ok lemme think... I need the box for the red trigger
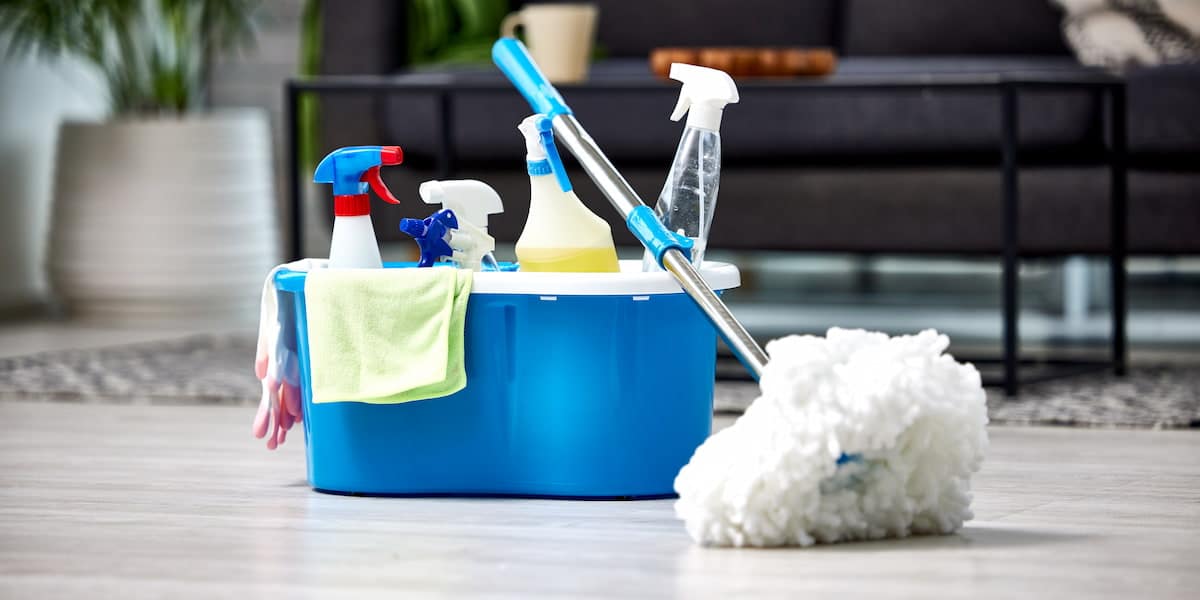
[362,166,400,204]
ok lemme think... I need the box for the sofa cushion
[385,57,1112,164]
[583,0,837,57]
[841,0,1070,56]
[371,165,1200,255]
[1127,63,1200,155]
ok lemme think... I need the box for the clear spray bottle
[643,64,739,271]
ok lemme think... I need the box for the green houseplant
[0,0,278,323]
[1,0,258,114]
[405,0,605,68]
[407,0,509,67]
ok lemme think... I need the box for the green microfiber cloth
[305,267,472,404]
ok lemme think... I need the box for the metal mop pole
[492,38,768,379]
[551,117,769,379]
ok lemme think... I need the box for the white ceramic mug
[501,3,598,83]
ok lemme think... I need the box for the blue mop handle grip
[492,38,573,118]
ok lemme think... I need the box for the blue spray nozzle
[519,115,572,193]
[314,145,404,203]
[399,209,459,267]
[533,116,573,193]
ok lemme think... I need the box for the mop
[493,39,989,547]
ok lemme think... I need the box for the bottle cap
[314,145,404,215]
[414,180,505,271]
[669,64,739,131]
[418,180,504,234]
[399,210,458,268]
[518,114,573,192]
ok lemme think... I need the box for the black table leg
[1109,84,1129,376]
[1001,85,1021,397]
[286,82,302,262]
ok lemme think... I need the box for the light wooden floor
[0,402,1197,599]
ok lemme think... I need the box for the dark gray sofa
[317,0,1200,256]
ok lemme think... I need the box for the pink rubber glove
[253,346,304,450]
[253,376,281,450]
[253,259,323,450]
[283,381,303,424]
[253,279,282,449]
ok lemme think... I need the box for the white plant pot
[49,110,279,324]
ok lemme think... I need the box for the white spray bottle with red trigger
[313,146,404,268]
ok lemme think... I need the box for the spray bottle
[314,145,404,269]
[399,179,505,271]
[643,64,739,271]
[515,115,619,273]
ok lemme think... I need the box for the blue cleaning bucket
[274,260,740,498]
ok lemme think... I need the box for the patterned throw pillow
[1053,0,1200,69]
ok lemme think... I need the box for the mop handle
[493,39,769,379]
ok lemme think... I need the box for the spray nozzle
[399,210,459,268]
[518,114,572,193]
[418,180,503,234]
[668,64,739,131]
[314,145,405,214]
[403,179,505,271]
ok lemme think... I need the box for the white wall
[209,0,328,256]
[0,0,308,313]
[0,54,107,310]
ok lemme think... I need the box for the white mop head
[675,328,989,547]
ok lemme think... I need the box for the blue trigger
[399,209,459,267]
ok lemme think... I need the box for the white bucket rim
[468,260,740,296]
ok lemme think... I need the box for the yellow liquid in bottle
[516,246,620,273]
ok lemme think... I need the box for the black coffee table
[284,68,1127,396]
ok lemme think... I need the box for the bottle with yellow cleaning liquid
[515,114,619,273]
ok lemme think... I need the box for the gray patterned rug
[0,334,1196,428]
